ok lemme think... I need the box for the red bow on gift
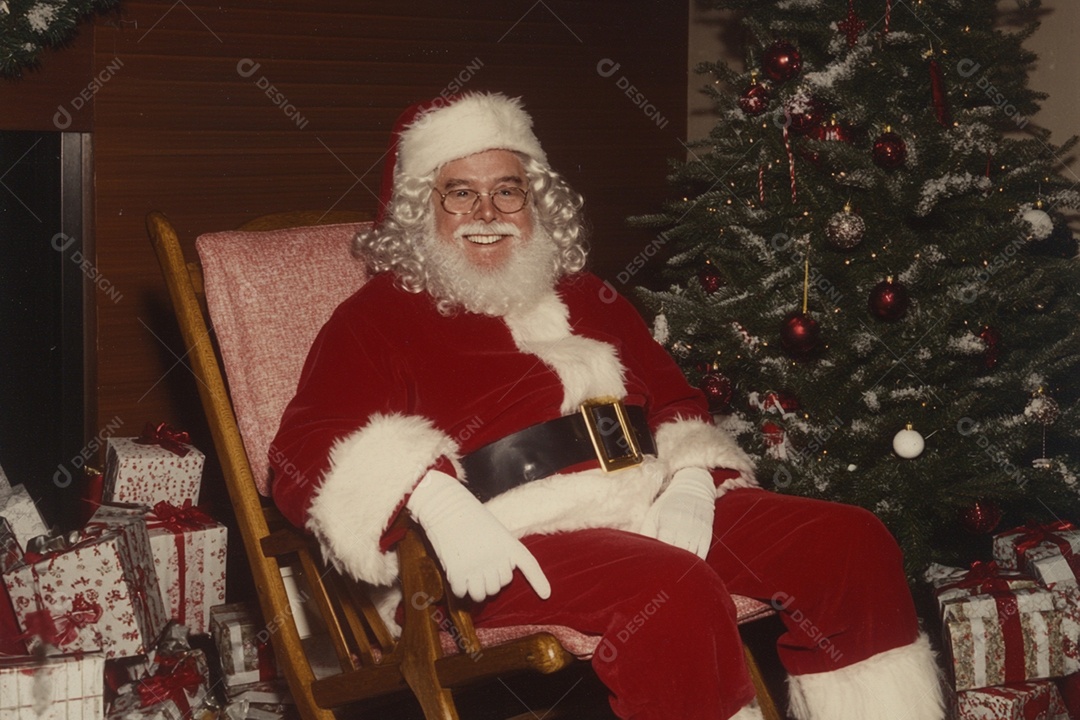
[19,592,103,647]
[137,654,204,716]
[1011,519,1077,560]
[135,421,192,457]
[940,560,1019,594]
[150,500,215,532]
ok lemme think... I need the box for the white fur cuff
[788,633,946,720]
[654,417,757,490]
[306,413,460,586]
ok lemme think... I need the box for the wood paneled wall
[87,1,688,454]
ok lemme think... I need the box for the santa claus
[269,92,945,720]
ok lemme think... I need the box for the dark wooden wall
[5,1,688,489]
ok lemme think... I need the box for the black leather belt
[460,397,656,503]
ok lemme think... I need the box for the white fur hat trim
[398,92,547,178]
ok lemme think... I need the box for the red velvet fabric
[473,488,920,720]
[271,271,711,529]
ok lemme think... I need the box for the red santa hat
[376,92,547,225]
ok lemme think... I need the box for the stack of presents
[928,521,1080,719]
[0,424,297,719]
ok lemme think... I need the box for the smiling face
[432,149,533,272]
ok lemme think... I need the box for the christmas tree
[635,0,1080,577]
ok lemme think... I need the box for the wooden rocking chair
[145,210,783,720]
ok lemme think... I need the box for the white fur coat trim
[731,702,764,720]
[787,633,945,720]
[306,412,460,586]
[654,417,757,494]
[504,290,627,413]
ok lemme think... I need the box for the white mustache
[453,221,522,241]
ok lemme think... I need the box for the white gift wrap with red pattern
[0,483,49,553]
[1026,544,1080,590]
[0,651,105,719]
[145,506,227,635]
[993,525,1080,572]
[955,681,1069,720]
[5,528,168,659]
[104,438,205,507]
[943,586,1080,691]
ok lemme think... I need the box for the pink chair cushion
[197,222,370,496]
[446,596,774,660]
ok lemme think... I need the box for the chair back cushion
[197,222,370,495]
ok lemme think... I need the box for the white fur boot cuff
[730,699,764,720]
[787,633,945,720]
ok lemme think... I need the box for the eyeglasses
[434,186,530,215]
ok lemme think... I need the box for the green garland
[1,0,120,77]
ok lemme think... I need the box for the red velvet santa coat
[270,271,756,587]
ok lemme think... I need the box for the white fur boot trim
[730,699,764,720]
[787,633,945,720]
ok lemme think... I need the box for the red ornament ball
[700,371,734,411]
[779,311,821,358]
[763,41,802,83]
[977,325,1001,369]
[698,264,724,294]
[872,130,907,169]
[738,82,771,116]
[787,96,827,135]
[868,278,910,321]
[959,499,1003,535]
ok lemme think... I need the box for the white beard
[424,218,560,316]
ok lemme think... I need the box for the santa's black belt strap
[460,397,656,503]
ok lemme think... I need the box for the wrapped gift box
[104,432,205,508]
[224,679,294,720]
[92,503,227,635]
[956,680,1069,720]
[927,562,1040,613]
[5,527,168,659]
[994,522,1080,573]
[943,585,1080,691]
[1026,543,1080,591]
[210,603,279,687]
[0,483,50,552]
[0,651,105,719]
[107,650,211,720]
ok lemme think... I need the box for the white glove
[406,469,551,603]
[640,467,717,559]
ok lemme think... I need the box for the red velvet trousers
[473,488,920,720]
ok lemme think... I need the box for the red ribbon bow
[137,654,203,715]
[135,421,192,457]
[149,500,215,532]
[1010,520,1076,562]
[940,560,1019,594]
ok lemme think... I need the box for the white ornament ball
[1018,205,1053,241]
[892,425,925,459]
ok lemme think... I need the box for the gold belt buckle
[580,396,643,473]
